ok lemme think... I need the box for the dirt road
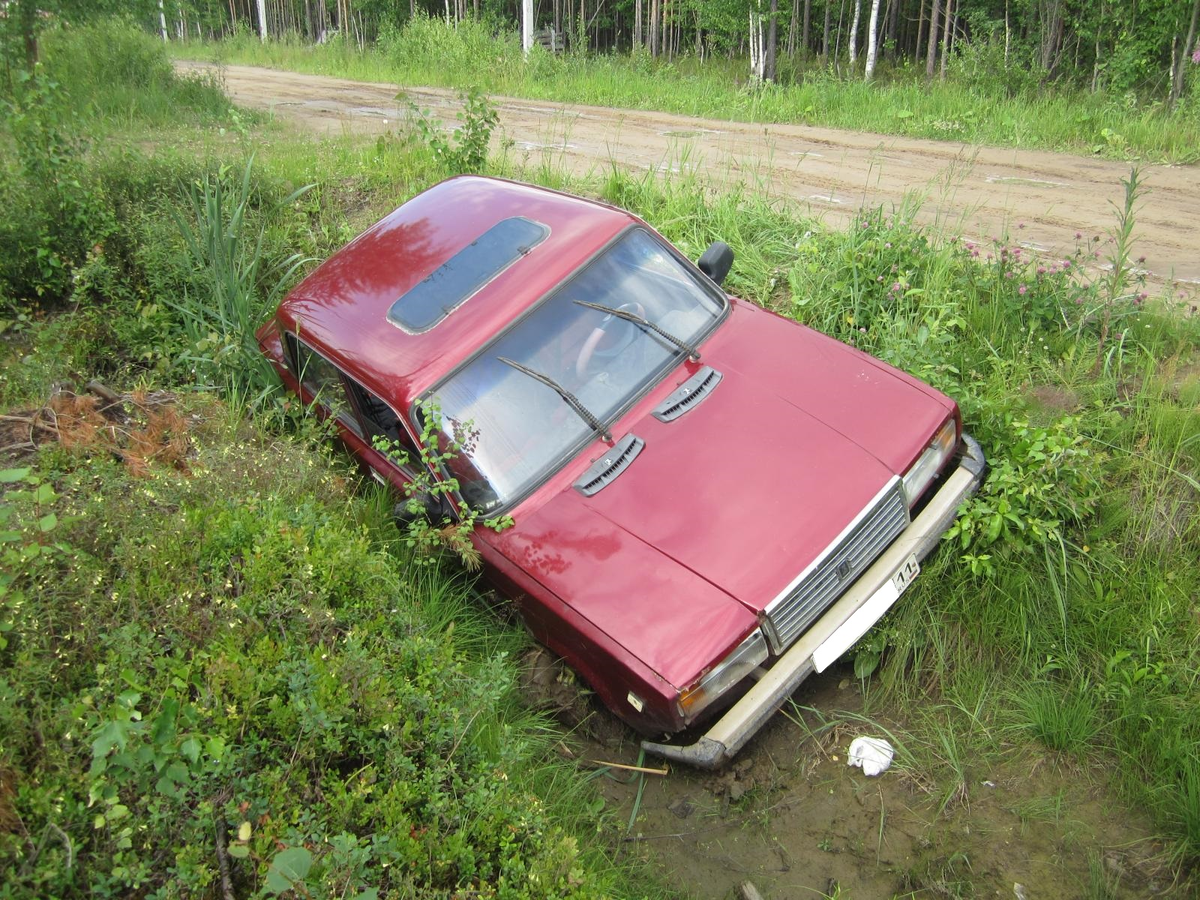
[179,61,1199,293]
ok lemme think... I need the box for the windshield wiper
[497,357,613,443]
[573,300,701,362]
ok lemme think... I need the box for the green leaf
[0,468,30,484]
[227,843,250,859]
[91,720,130,759]
[37,513,58,533]
[151,698,179,745]
[265,846,313,894]
[180,737,201,765]
[206,735,227,761]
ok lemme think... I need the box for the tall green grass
[175,16,1200,162]
[41,20,232,129]
[170,157,311,408]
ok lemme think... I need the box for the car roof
[275,175,635,412]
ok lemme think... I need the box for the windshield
[427,228,726,511]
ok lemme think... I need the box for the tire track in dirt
[179,60,1200,298]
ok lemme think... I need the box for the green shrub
[0,416,620,899]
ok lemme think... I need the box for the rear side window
[284,334,363,439]
[387,216,549,333]
[346,380,420,465]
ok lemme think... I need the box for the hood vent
[652,366,722,423]
[574,434,645,497]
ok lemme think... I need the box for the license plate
[812,553,921,673]
[892,554,920,592]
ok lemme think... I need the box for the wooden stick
[589,760,669,776]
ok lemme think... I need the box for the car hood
[496,301,954,686]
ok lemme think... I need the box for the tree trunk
[634,0,643,48]
[1173,0,1200,104]
[864,0,881,78]
[1039,0,1063,73]
[939,0,952,79]
[650,0,659,56]
[765,0,779,81]
[848,0,861,66]
[15,0,39,67]
[916,0,926,65]
[925,0,940,77]
[823,0,832,57]
[802,0,811,58]
[256,0,268,39]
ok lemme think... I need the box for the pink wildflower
[1037,266,1047,275]
[1018,284,1028,295]
[1075,231,1082,240]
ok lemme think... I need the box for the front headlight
[902,418,958,507]
[677,629,768,721]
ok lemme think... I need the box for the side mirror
[393,490,450,528]
[698,241,734,286]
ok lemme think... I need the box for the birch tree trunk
[848,0,861,67]
[939,0,952,79]
[159,0,169,40]
[522,0,533,53]
[256,0,268,40]
[864,0,881,78]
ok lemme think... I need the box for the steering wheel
[575,302,646,379]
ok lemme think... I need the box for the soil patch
[579,671,1181,899]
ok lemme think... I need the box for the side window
[284,333,364,439]
[346,380,420,468]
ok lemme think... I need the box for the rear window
[387,216,549,333]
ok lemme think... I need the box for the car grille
[763,477,909,653]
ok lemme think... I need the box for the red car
[258,176,985,768]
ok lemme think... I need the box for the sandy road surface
[180,61,1200,291]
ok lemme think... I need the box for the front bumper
[641,434,986,769]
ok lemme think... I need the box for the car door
[284,333,422,493]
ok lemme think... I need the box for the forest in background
[3,0,1200,106]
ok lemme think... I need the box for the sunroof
[387,216,549,333]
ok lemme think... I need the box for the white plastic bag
[847,736,894,777]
